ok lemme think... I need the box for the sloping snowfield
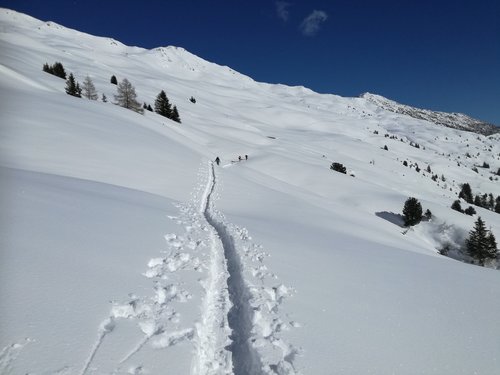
[1,8,499,375]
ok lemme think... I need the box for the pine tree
[171,105,181,123]
[459,183,473,203]
[451,200,463,213]
[110,75,118,85]
[154,90,172,118]
[76,82,82,98]
[114,78,143,113]
[65,73,81,97]
[82,75,98,100]
[495,197,500,214]
[466,217,498,265]
[474,194,482,207]
[402,197,423,226]
[53,62,66,79]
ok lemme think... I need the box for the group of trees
[458,183,500,214]
[402,197,498,267]
[43,63,182,122]
[43,62,66,79]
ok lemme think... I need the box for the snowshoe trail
[195,161,301,375]
[79,160,299,374]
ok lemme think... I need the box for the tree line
[43,62,183,123]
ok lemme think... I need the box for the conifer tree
[402,197,423,226]
[451,200,463,213]
[76,82,82,97]
[65,73,81,97]
[52,62,67,79]
[82,75,98,100]
[114,78,143,113]
[459,183,473,203]
[154,90,172,118]
[466,217,498,265]
[171,105,181,123]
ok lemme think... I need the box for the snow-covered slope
[362,92,500,136]
[1,8,500,375]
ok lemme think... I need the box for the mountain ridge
[362,92,499,136]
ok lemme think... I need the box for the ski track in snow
[77,160,299,374]
[0,339,32,374]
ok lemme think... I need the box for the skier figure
[215,156,220,166]
[245,154,248,160]
[238,156,242,161]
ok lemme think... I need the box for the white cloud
[276,1,291,22]
[300,10,328,36]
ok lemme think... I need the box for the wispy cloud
[300,10,328,36]
[276,1,291,22]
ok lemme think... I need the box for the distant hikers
[215,156,220,165]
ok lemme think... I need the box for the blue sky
[2,0,499,124]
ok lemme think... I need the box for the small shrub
[464,206,476,216]
[424,209,432,221]
[330,162,347,174]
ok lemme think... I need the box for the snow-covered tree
[466,217,498,265]
[114,78,143,114]
[82,75,98,100]
[402,197,422,226]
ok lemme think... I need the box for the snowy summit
[1,8,500,375]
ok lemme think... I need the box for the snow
[1,7,500,375]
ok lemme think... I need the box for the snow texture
[1,7,500,375]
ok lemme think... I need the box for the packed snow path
[198,162,263,374]
[75,161,299,375]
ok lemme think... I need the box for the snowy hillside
[362,92,500,136]
[1,8,500,375]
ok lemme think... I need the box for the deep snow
[1,8,500,375]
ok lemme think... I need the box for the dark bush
[330,162,347,174]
